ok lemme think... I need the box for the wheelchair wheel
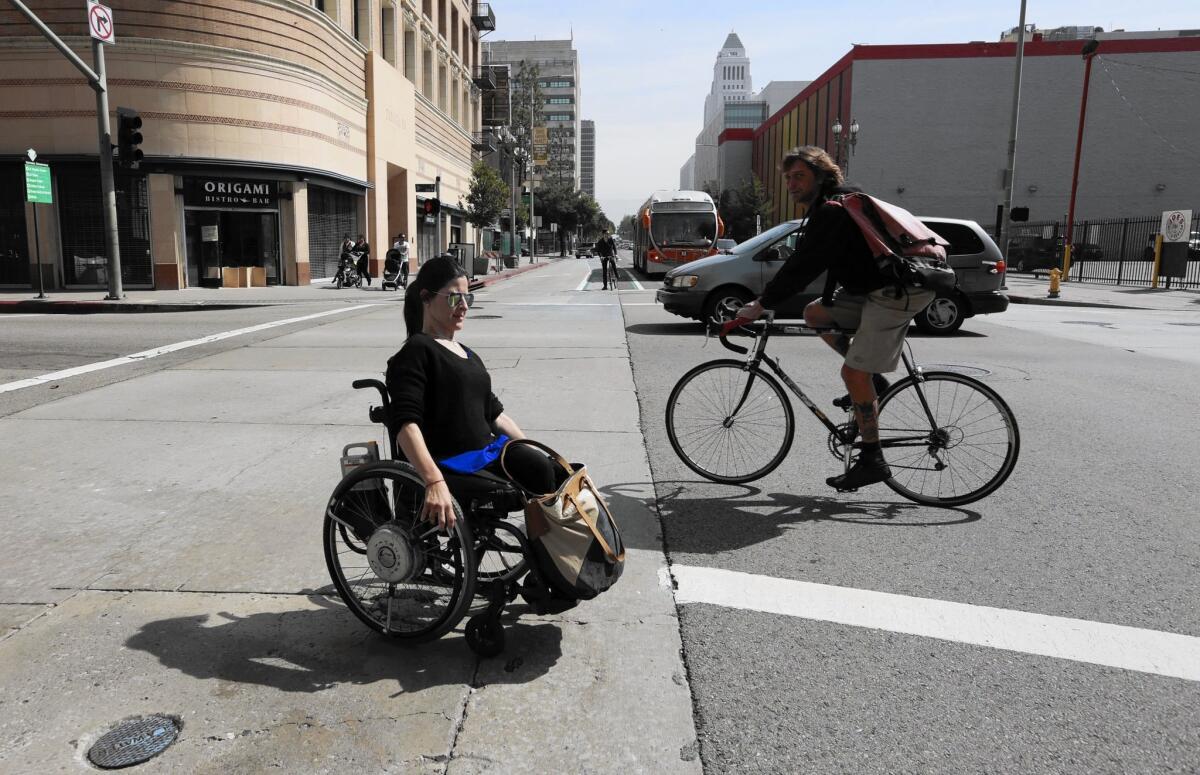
[324,461,476,642]
[465,614,505,657]
[474,517,528,584]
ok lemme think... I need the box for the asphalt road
[619,273,1200,773]
[3,258,1198,772]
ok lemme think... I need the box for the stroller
[382,248,406,291]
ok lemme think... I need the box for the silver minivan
[655,217,1008,334]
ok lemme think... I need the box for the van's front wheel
[703,287,752,325]
[914,293,965,335]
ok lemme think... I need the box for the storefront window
[0,163,30,286]
[183,177,281,287]
[307,185,360,279]
[57,164,152,287]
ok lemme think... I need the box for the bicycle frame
[718,318,938,448]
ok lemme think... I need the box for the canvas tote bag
[500,439,625,600]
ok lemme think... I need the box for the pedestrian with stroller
[354,234,372,287]
[392,232,411,287]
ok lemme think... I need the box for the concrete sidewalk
[0,257,560,314]
[0,258,699,772]
[1002,273,1200,312]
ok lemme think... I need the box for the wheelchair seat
[439,467,526,515]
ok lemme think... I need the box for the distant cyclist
[596,230,618,290]
[737,146,935,491]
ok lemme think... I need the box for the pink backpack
[827,193,956,293]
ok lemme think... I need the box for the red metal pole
[1063,46,1098,280]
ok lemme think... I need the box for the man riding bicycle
[596,230,618,290]
[737,146,934,491]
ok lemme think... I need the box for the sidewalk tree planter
[503,256,519,269]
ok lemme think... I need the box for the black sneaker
[832,374,892,410]
[826,448,892,491]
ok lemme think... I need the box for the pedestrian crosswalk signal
[116,108,144,168]
[422,198,441,217]
[1009,206,1030,222]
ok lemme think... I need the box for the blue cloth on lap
[438,435,510,474]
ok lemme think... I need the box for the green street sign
[25,162,52,204]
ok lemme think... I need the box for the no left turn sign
[88,1,115,45]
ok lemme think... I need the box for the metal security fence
[1008,211,1200,289]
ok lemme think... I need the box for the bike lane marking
[0,304,377,395]
[669,564,1200,682]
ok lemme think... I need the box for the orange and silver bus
[633,190,724,278]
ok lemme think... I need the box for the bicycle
[664,314,1020,507]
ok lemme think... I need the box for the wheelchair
[323,379,566,657]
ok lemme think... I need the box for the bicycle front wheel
[666,359,795,484]
[878,371,1020,507]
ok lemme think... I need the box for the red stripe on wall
[718,128,755,144]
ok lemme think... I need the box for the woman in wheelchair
[386,255,555,529]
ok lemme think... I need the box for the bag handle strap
[564,483,625,563]
[499,438,572,495]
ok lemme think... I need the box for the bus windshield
[650,212,717,248]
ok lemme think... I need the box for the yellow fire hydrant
[1048,268,1062,298]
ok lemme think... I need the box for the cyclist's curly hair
[779,146,844,196]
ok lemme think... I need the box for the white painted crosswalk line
[0,304,376,394]
[670,564,1200,682]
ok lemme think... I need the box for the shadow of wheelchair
[124,593,563,696]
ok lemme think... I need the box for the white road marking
[2,314,48,318]
[485,302,618,307]
[671,564,1200,682]
[574,270,591,291]
[0,304,376,395]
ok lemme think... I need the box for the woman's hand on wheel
[422,480,456,531]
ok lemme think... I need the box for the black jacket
[596,236,616,258]
[760,185,893,309]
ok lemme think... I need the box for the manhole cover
[470,314,503,319]
[88,715,179,769]
[921,364,992,378]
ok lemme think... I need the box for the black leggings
[484,441,557,495]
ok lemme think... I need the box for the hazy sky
[486,1,1196,221]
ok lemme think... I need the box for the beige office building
[0,0,494,290]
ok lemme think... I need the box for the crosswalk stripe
[670,564,1200,682]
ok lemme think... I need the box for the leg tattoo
[854,400,880,444]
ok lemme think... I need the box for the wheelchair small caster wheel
[465,615,505,657]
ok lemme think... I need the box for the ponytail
[403,255,468,337]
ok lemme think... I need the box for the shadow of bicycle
[652,480,981,555]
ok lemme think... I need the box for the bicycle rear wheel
[666,359,795,484]
[878,371,1019,507]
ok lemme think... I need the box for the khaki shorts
[827,286,935,373]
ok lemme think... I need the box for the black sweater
[760,186,892,309]
[385,333,504,459]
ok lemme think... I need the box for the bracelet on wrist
[425,478,445,488]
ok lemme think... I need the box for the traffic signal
[1009,206,1030,222]
[422,198,441,217]
[116,108,143,168]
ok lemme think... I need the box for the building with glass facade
[580,119,595,198]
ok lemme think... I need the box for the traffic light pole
[435,175,442,254]
[7,1,123,298]
[93,39,123,299]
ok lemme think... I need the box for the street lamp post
[1062,39,1100,282]
[831,117,860,177]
